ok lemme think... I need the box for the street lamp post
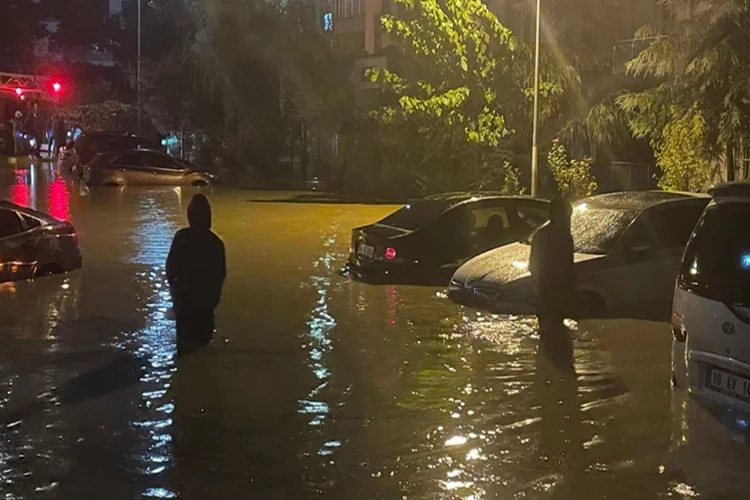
[530,0,542,197]
[137,0,142,136]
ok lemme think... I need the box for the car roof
[84,131,144,138]
[99,148,167,156]
[579,191,709,211]
[0,201,64,224]
[419,192,549,204]
[708,181,750,200]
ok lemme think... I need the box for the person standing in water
[166,194,226,356]
[529,197,574,330]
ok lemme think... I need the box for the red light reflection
[48,178,70,221]
[11,170,29,207]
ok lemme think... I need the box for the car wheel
[573,291,607,319]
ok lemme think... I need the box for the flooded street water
[1,163,750,499]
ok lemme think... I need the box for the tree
[618,0,750,183]
[51,0,110,50]
[654,108,712,192]
[507,0,635,149]
[0,0,45,71]
[546,139,597,200]
[365,0,563,193]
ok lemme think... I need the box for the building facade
[332,0,671,71]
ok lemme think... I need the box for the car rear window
[678,202,750,307]
[377,200,453,231]
[524,206,638,255]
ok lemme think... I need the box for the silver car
[448,191,709,318]
[83,149,217,187]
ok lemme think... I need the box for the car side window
[0,209,23,239]
[145,152,182,170]
[21,214,41,230]
[470,206,509,229]
[516,203,550,231]
[625,205,705,253]
[115,152,146,166]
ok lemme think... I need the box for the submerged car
[672,182,750,412]
[83,149,216,187]
[449,191,710,318]
[0,201,82,282]
[346,193,550,284]
[61,131,160,170]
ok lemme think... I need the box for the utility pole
[530,0,542,197]
[137,0,142,135]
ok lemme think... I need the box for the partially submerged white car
[672,182,750,413]
[448,191,709,318]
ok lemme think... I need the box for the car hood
[452,242,605,287]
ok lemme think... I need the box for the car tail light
[384,247,397,260]
[672,311,687,343]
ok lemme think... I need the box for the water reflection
[48,177,70,221]
[299,227,337,463]
[0,274,81,497]
[534,326,582,498]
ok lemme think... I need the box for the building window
[335,0,364,19]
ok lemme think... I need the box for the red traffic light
[15,87,23,96]
[52,82,62,93]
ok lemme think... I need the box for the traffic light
[15,87,23,97]
[52,81,61,93]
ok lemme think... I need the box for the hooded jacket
[166,194,226,312]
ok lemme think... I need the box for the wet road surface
[1,163,750,499]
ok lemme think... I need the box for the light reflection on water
[122,189,181,499]
[0,163,749,498]
[299,228,338,454]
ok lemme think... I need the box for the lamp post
[137,0,142,135]
[530,0,542,197]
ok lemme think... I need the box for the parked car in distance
[672,181,750,412]
[346,193,550,284]
[449,191,710,318]
[0,201,82,283]
[57,131,160,172]
[83,149,217,187]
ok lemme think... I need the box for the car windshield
[523,206,639,255]
[377,199,453,231]
[678,202,750,307]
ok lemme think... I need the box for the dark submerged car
[346,193,550,284]
[0,201,82,283]
[83,149,217,187]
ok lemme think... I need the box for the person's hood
[451,242,604,288]
[187,195,212,229]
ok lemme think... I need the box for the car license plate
[358,244,374,259]
[705,366,750,402]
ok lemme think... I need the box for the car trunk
[351,224,410,263]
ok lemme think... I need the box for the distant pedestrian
[53,115,66,156]
[166,194,227,357]
[529,196,574,330]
